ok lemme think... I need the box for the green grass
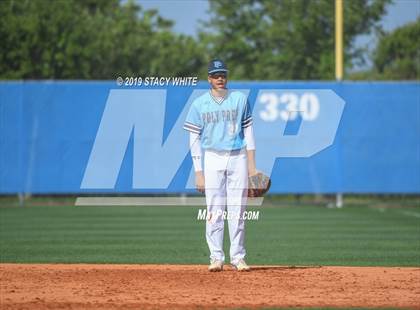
[0,203,419,266]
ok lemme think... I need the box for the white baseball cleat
[232,259,251,271]
[208,259,224,272]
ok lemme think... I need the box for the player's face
[208,73,227,90]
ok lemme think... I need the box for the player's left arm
[244,125,257,176]
[242,99,257,176]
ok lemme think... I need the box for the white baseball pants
[204,148,248,264]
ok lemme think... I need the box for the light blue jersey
[183,90,253,151]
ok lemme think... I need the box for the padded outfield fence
[0,81,419,194]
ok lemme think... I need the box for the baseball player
[183,59,257,272]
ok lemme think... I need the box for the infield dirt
[1,264,419,309]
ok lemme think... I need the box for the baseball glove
[248,172,271,198]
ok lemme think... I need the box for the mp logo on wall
[80,89,345,191]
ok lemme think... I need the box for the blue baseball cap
[208,59,228,75]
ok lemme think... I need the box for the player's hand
[247,150,257,177]
[248,168,258,177]
[195,171,205,194]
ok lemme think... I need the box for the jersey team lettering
[116,76,198,87]
[202,109,239,124]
